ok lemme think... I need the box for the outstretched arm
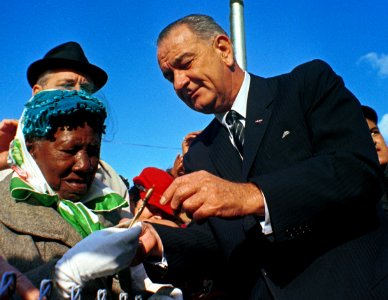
[54,225,142,299]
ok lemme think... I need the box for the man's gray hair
[157,14,228,45]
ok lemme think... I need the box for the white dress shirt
[216,72,273,235]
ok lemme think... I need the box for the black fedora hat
[27,41,108,92]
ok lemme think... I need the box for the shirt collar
[216,72,250,124]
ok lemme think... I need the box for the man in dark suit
[54,14,388,299]
[152,14,388,299]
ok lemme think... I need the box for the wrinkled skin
[28,123,101,201]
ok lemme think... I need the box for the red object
[133,167,174,216]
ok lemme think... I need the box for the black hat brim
[27,58,108,92]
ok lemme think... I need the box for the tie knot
[226,110,241,126]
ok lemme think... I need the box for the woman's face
[29,123,101,201]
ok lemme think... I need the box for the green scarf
[10,176,127,238]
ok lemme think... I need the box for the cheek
[34,151,72,190]
[375,137,385,146]
[91,157,100,171]
[381,138,388,148]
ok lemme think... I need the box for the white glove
[130,264,183,300]
[55,224,142,299]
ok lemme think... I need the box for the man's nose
[173,71,189,91]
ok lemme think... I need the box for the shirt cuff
[260,192,273,235]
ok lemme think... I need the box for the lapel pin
[282,131,290,138]
[255,119,263,124]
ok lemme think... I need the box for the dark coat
[154,60,388,300]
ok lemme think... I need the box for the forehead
[44,70,92,83]
[157,25,203,59]
[366,118,378,129]
[50,123,101,144]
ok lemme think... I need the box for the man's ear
[32,84,43,95]
[213,35,234,67]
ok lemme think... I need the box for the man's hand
[132,222,164,265]
[55,225,141,299]
[160,170,265,221]
[0,119,18,170]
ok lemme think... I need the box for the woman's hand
[55,225,141,299]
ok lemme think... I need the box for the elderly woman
[0,90,139,299]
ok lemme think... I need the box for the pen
[115,186,154,228]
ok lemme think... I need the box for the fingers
[181,193,208,221]
[0,152,9,171]
[160,174,197,209]
[182,130,201,154]
[134,223,163,265]
[0,119,18,139]
[0,120,18,169]
[0,119,18,129]
[170,154,184,178]
[17,286,40,300]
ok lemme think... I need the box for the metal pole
[230,0,247,70]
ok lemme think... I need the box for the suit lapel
[242,75,275,179]
[209,121,244,182]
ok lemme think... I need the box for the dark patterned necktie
[226,110,245,154]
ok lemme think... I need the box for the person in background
[168,130,202,178]
[130,167,190,227]
[362,105,388,213]
[0,41,106,175]
[127,167,189,299]
[0,42,130,216]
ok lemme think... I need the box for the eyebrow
[162,52,194,79]
[57,79,76,84]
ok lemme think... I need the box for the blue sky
[1,0,387,183]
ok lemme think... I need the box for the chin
[198,107,217,115]
[58,192,85,202]
[192,102,215,114]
